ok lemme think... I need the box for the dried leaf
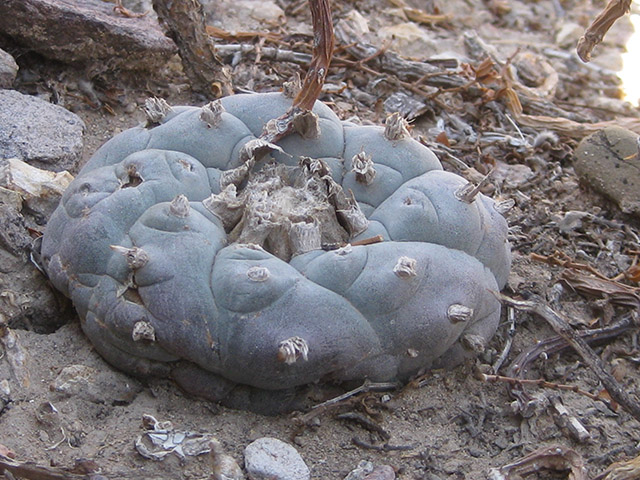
[435,131,451,147]
[626,264,640,283]
[498,87,523,115]
[515,113,640,139]
[474,57,500,83]
[560,270,640,309]
[596,389,620,411]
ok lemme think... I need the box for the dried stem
[479,372,606,404]
[577,0,632,62]
[293,0,334,110]
[351,437,415,452]
[505,314,636,413]
[252,0,334,149]
[152,0,232,96]
[311,379,399,410]
[497,293,640,423]
[292,379,398,429]
[350,235,384,247]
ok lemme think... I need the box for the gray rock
[0,90,84,172]
[0,186,68,332]
[0,48,18,88]
[574,126,640,217]
[0,0,176,73]
[244,437,310,480]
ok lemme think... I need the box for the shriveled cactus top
[41,92,510,413]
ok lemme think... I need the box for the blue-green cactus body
[41,92,510,412]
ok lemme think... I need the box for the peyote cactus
[40,92,510,413]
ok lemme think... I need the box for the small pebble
[574,126,640,218]
[244,437,310,480]
[344,460,374,480]
[363,465,396,480]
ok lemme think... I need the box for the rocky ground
[1,0,640,479]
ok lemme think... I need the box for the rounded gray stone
[0,48,18,88]
[0,90,84,172]
[574,126,640,217]
[244,437,310,480]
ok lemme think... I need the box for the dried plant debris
[135,414,215,461]
[489,445,588,480]
[594,453,640,480]
[498,293,640,423]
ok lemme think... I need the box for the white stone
[244,437,310,480]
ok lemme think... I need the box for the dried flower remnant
[352,150,376,185]
[199,100,225,128]
[203,184,245,230]
[461,333,486,353]
[447,304,474,324]
[293,110,320,139]
[169,194,190,217]
[282,73,302,98]
[132,321,156,342]
[247,266,270,282]
[110,246,149,270]
[143,97,172,126]
[394,256,417,278]
[384,112,411,141]
[277,337,309,364]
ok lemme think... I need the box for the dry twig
[505,314,637,413]
[549,395,591,443]
[352,437,415,452]
[479,372,607,404]
[337,412,391,440]
[531,252,640,309]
